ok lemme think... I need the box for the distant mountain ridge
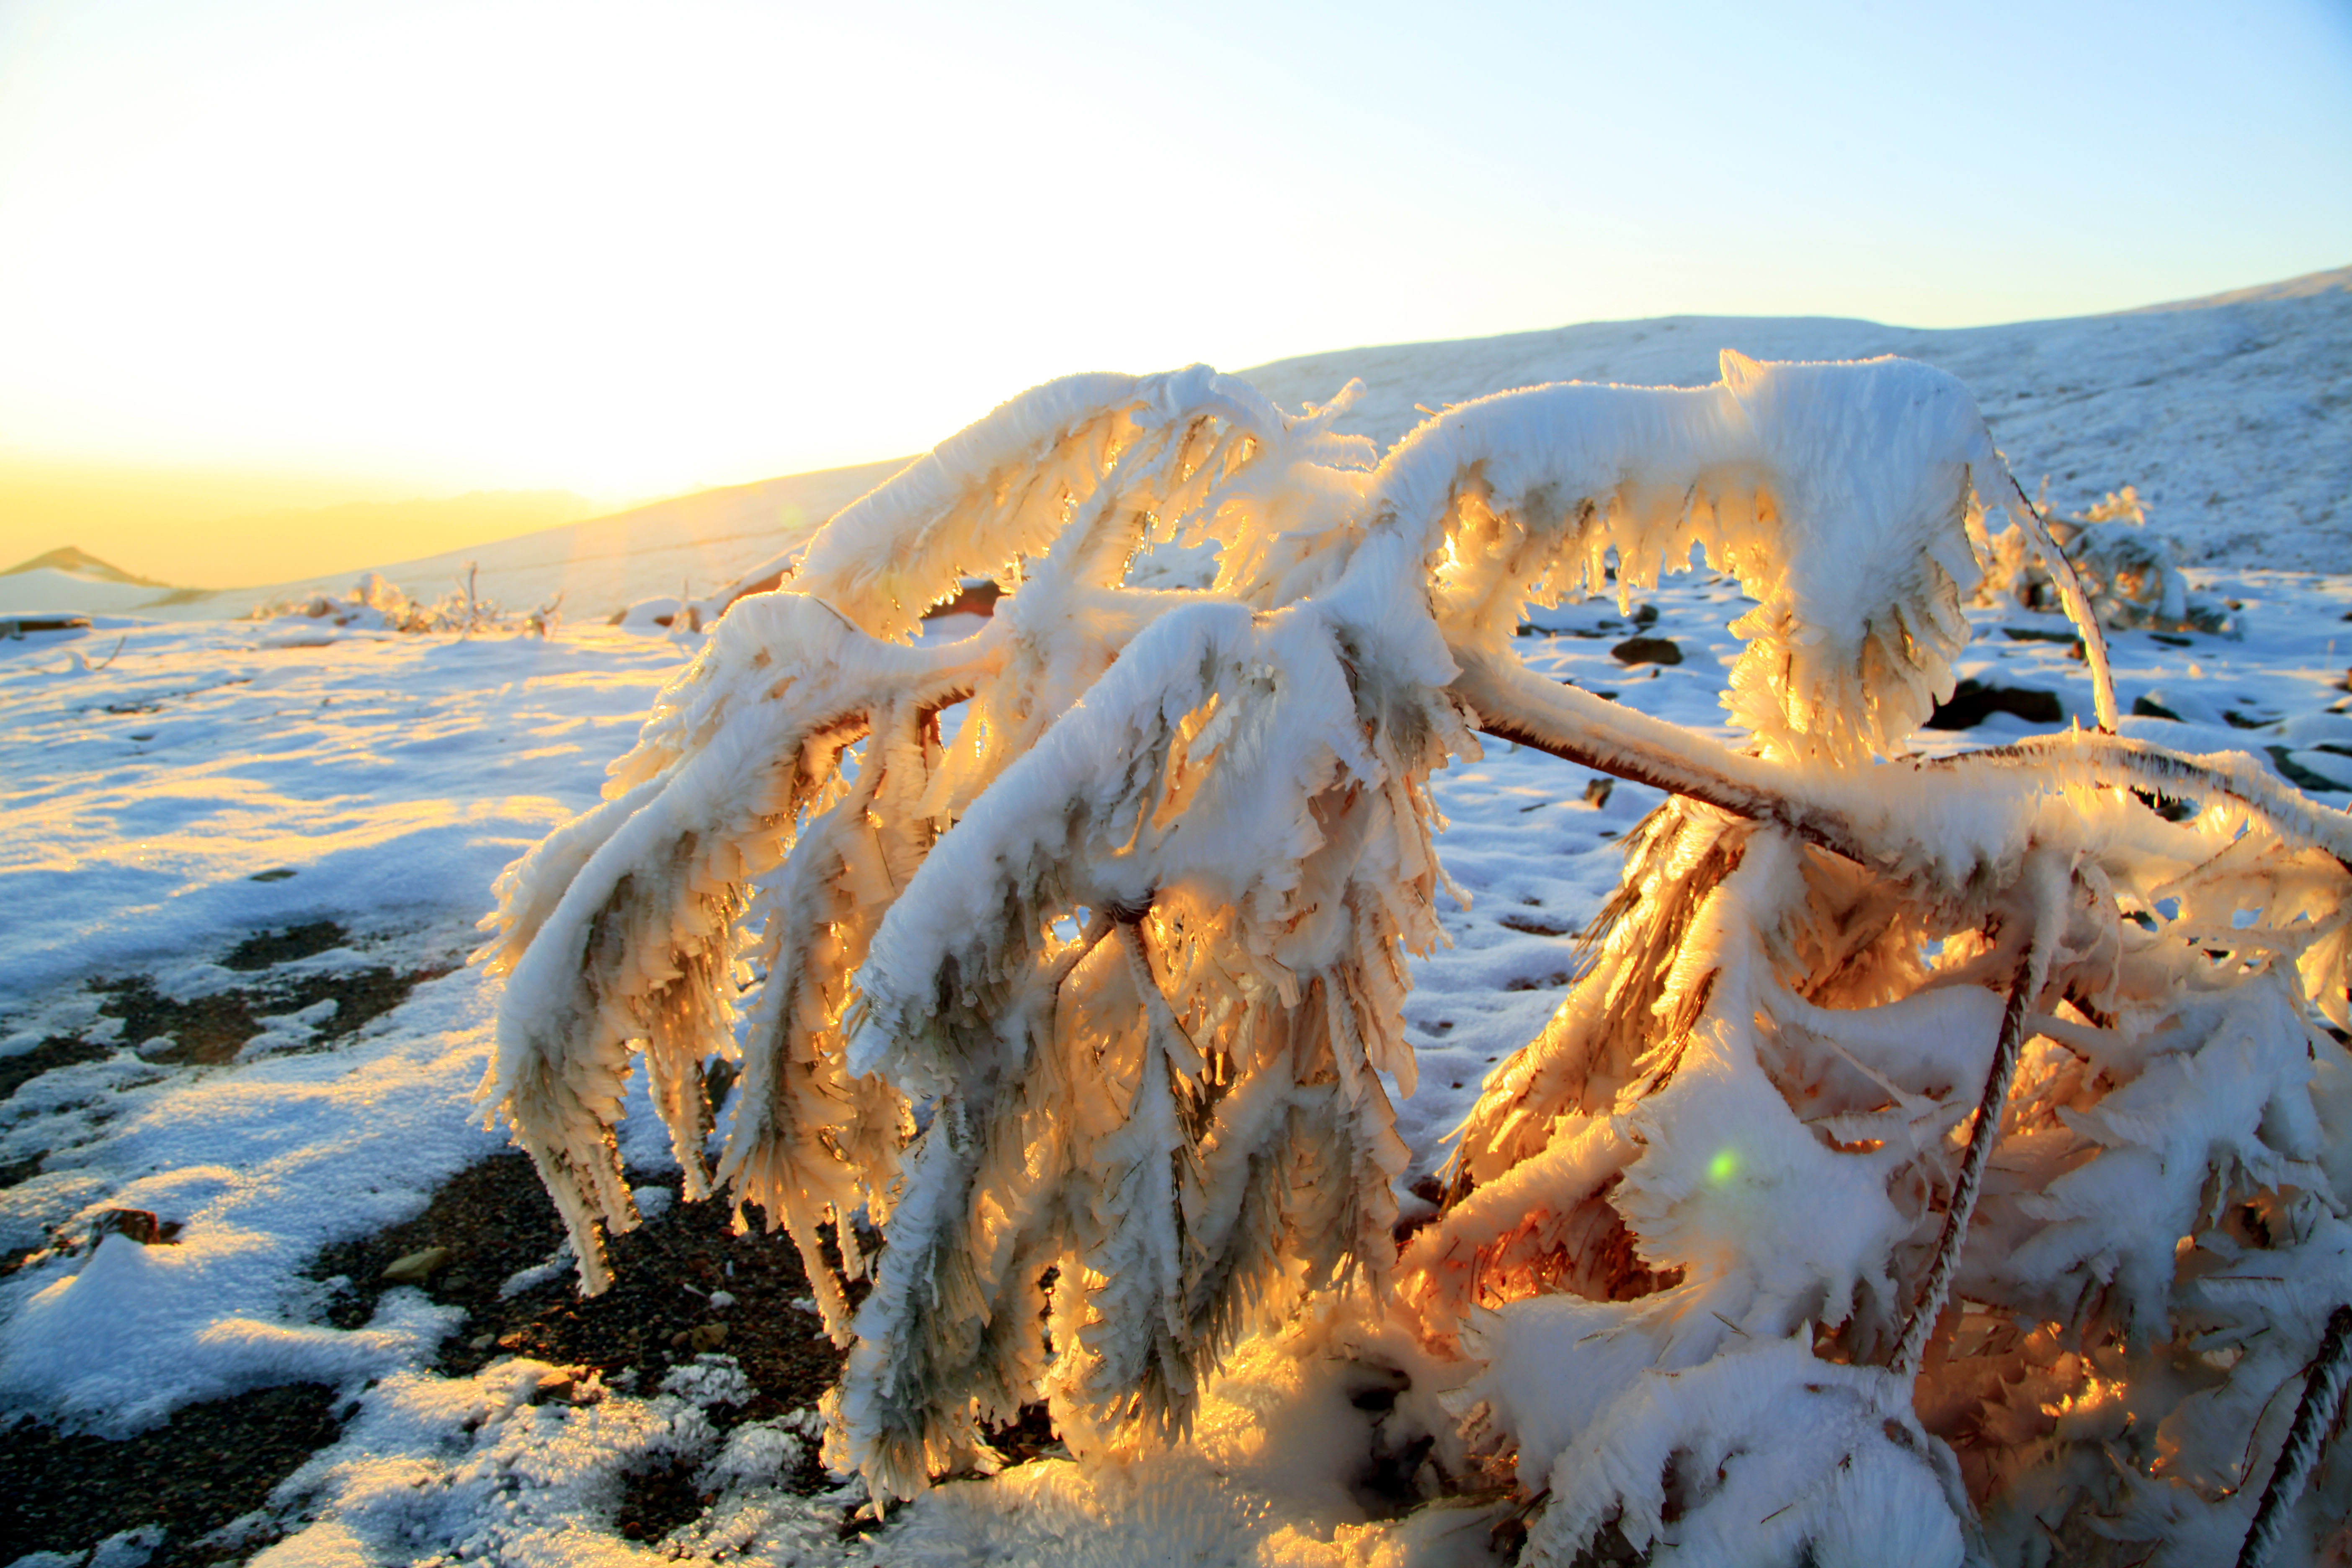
[1,546,170,588]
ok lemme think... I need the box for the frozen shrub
[250,565,563,638]
[1980,482,2238,636]
[479,354,2352,1563]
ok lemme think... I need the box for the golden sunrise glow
[0,2,1345,582]
[3,0,2345,585]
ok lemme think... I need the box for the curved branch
[1448,646,1934,873]
[1922,729,2352,871]
[1452,645,2352,885]
[1991,464,2118,730]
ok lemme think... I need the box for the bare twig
[2237,1305,2352,1568]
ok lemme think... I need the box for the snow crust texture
[475,342,2352,1565]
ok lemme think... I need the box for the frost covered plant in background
[1978,481,2238,636]
[479,351,2352,1564]
[248,565,564,637]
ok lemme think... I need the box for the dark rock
[89,1209,176,1248]
[0,1035,113,1104]
[223,921,348,972]
[1,615,93,637]
[1498,912,1572,937]
[2269,747,2347,794]
[672,1322,730,1353]
[1609,636,1682,667]
[1925,680,2063,730]
[381,1246,454,1284]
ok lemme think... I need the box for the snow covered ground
[5,557,2352,1563]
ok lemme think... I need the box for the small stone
[687,1322,729,1352]
[469,1333,496,1351]
[381,1245,456,1284]
[1610,635,1682,667]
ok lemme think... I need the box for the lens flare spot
[1707,1148,1739,1185]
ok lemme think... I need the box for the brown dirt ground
[0,926,1343,1563]
[0,1148,868,1564]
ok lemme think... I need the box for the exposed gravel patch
[0,1382,342,1565]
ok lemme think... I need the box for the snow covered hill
[146,458,906,627]
[116,265,2351,624]
[0,565,187,617]
[1243,265,2352,571]
[2,547,186,616]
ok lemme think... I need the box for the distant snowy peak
[1,545,170,588]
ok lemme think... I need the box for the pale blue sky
[0,0,2345,513]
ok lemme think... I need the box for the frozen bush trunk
[478,353,2352,1563]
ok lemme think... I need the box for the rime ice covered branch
[477,350,2352,1557]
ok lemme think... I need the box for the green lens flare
[1707,1148,1738,1185]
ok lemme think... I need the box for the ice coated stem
[2239,1304,2352,1568]
[1996,465,2118,731]
[1891,898,2059,1378]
